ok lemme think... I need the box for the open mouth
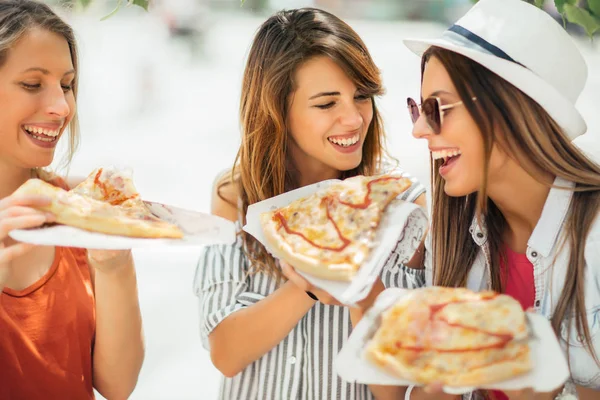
[22,125,60,143]
[432,149,462,167]
[327,133,360,148]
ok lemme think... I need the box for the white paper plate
[9,201,237,250]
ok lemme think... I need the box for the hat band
[443,25,526,68]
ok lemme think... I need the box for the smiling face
[412,56,509,197]
[0,27,76,169]
[287,56,374,183]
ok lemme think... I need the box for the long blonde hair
[220,8,387,277]
[425,46,600,365]
[0,0,80,170]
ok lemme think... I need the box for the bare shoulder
[211,170,240,223]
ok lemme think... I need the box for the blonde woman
[392,0,600,399]
[0,1,144,398]
[193,8,426,400]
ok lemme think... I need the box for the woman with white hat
[399,0,600,399]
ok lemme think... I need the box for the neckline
[504,243,529,262]
[3,247,62,297]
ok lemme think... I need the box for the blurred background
[42,1,600,398]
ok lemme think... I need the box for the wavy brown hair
[219,8,386,277]
[425,47,600,367]
[0,0,80,170]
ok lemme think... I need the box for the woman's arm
[205,177,317,376]
[89,251,144,400]
[208,280,315,377]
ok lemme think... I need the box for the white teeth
[328,134,360,147]
[432,149,462,160]
[29,134,56,142]
[23,125,60,137]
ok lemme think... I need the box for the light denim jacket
[423,177,600,391]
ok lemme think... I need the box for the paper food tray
[335,288,569,394]
[243,179,428,304]
[9,201,237,250]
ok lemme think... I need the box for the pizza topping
[274,199,350,252]
[273,176,407,251]
[388,296,515,353]
[93,168,107,195]
[337,176,404,209]
[372,289,527,354]
[84,168,139,206]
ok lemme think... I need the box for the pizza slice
[14,179,183,239]
[365,287,532,387]
[260,174,412,281]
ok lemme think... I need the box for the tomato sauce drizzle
[337,176,402,209]
[93,168,108,198]
[273,176,403,252]
[395,294,516,353]
[93,168,132,206]
[274,197,350,251]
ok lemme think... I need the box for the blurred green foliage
[472,0,600,37]
[75,0,149,20]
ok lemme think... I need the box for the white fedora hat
[403,0,588,139]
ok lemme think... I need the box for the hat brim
[403,37,586,139]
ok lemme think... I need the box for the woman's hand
[280,260,343,306]
[280,260,386,310]
[406,383,461,400]
[0,195,54,287]
[503,388,559,400]
[415,385,558,400]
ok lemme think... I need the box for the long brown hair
[220,8,386,277]
[425,46,600,365]
[0,0,80,170]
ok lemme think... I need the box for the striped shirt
[193,173,425,400]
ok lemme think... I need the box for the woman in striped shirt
[193,8,426,400]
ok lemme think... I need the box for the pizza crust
[367,342,532,387]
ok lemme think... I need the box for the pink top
[490,245,535,400]
[501,245,535,310]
